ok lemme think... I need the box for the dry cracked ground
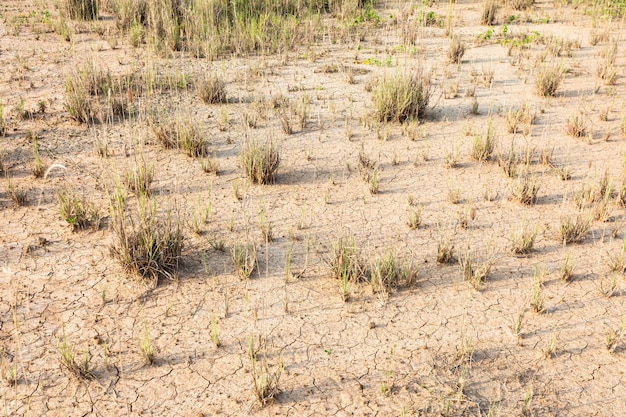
[1,0,626,415]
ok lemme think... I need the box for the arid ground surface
[1,0,626,415]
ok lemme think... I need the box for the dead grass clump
[498,144,518,178]
[357,150,381,194]
[447,35,466,64]
[437,234,455,264]
[65,0,98,20]
[459,248,494,290]
[58,330,94,380]
[177,122,207,157]
[470,119,495,162]
[328,235,367,283]
[197,75,227,104]
[110,195,184,288]
[64,74,94,123]
[251,355,282,406]
[596,41,618,85]
[558,214,591,244]
[511,220,537,255]
[510,174,539,205]
[151,115,207,157]
[5,174,27,207]
[559,253,575,281]
[124,158,154,196]
[565,112,588,138]
[480,0,498,25]
[239,138,280,184]
[232,243,257,279]
[506,103,535,134]
[370,251,419,293]
[535,64,564,97]
[200,155,219,175]
[57,190,99,231]
[407,208,422,229]
[606,246,626,273]
[508,0,534,10]
[373,68,432,123]
[597,62,618,85]
[110,0,148,30]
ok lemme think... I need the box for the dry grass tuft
[239,138,280,184]
[65,0,98,20]
[110,195,184,288]
[535,64,564,97]
[57,190,100,231]
[558,214,591,245]
[480,0,498,25]
[447,35,466,64]
[197,75,227,104]
[373,67,432,123]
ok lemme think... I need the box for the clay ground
[1,0,626,415]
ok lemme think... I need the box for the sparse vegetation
[480,0,498,25]
[0,102,6,137]
[64,72,94,123]
[5,173,27,207]
[64,0,98,21]
[232,243,257,279]
[30,135,44,178]
[509,0,534,10]
[251,356,282,406]
[197,75,227,104]
[151,114,207,157]
[565,112,588,138]
[58,328,93,380]
[558,214,591,244]
[598,274,618,298]
[407,208,422,229]
[531,267,545,313]
[373,67,432,122]
[239,138,280,184]
[559,253,575,281]
[328,235,367,283]
[544,330,558,358]
[606,319,625,353]
[140,322,156,365]
[535,64,564,97]
[57,190,99,231]
[437,233,455,264]
[512,312,524,338]
[470,119,495,162]
[125,158,154,196]
[510,174,539,205]
[370,251,418,294]
[459,247,493,290]
[110,194,184,287]
[511,220,537,255]
[506,103,535,134]
[447,35,466,64]
[2,1,626,413]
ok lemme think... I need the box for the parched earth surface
[1,0,626,415]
